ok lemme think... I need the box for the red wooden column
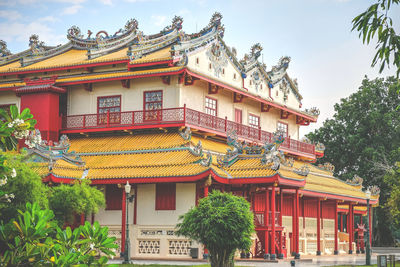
[265,187,270,256]
[121,190,126,253]
[295,189,300,258]
[348,203,353,254]
[271,185,276,258]
[80,214,85,225]
[292,193,296,256]
[317,198,321,255]
[334,200,339,255]
[204,186,209,197]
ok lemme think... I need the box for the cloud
[0,10,22,20]
[38,15,59,23]
[62,4,83,15]
[0,21,66,48]
[151,15,167,27]
[99,0,113,5]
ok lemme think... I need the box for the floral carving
[206,42,228,78]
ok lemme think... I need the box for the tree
[49,180,105,225]
[176,191,254,267]
[352,0,400,77]
[0,152,49,222]
[306,76,400,245]
[0,105,37,151]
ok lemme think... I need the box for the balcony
[61,107,315,158]
[254,211,281,227]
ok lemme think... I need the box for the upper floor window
[97,95,121,124]
[156,183,176,210]
[249,114,260,128]
[205,97,217,116]
[144,91,163,121]
[277,121,288,137]
[233,73,237,80]
[144,91,162,110]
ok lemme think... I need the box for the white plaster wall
[136,183,196,226]
[67,77,179,115]
[186,43,243,90]
[0,91,20,110]
[94,208,122,225]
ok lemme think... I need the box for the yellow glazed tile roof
[0,61,20,72]
[69,133,188,153]
[212,157,277,179]
[130,47,171,64]
[191,136,229,154]
[56,66,183,83]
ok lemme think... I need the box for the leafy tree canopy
[306,76,400,245]
[352,0,400,77]
[176,191,254,267]
[49,180,105,225]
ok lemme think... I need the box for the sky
[0,0,399,137]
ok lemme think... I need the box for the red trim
[234,108,242,124]
[121,79,130,88]
[127,59,173,69]
[317,198,321,253]
[280,110,290,120]
[57,68,185,86]
[271,185,276,255]
[185,69,316,122]
[208,83,219,94]
[1,59,129,76]
[160,76,170,85]
[334,200,338,252]
[261,103,271,112]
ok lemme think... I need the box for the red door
[235,109,242,124]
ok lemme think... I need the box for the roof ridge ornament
[368,185,380,196]
[346,174,363,186]
[29,34,45,56]
[317,162,335,172]
[179,127,192,141]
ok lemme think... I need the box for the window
[144,90,163,121]
[105,185,122,210]
[277,121,288,137]
[233,73,237,80]
[97,95,121,124]
[155,183,176,210]
[222,68,225,75]
[248,114,260,128]
[235,109,242,124]
[209,63,212,70]
[196,57,199,65]
[205,97,217,116]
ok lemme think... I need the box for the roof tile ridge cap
[305,180,361,192]
[77,146,190,155]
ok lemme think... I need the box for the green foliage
[0,152,49,221]
[176,191,254,267]
[0,105,36,151]
[306,76,400,245]
[49,179,105,225]
[352,0,400,77]
[0,202,117,266]
[384,163,400,226]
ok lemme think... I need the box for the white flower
[90,243,94,249]
[8,122,13,128]
[10,168,16,178]
[9,193,14,199]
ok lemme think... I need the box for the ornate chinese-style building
[0,13,379,259]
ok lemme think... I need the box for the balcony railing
[62,107,315,157]
[254,211,281,227]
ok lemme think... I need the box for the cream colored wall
[136,183,196,225]
[0,91,20,110]
[186,43,243,90]
[67,77,179,115]
[271,78,301,109]
[180,81,299,138]
[94,208,122,225]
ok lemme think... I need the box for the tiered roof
[33,129,378,206]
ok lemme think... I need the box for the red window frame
[277,121,288,137]
[234,108,242,124]
[105,184,122,210]
[205,96,217,116]
[143,90,163,122]
[97,95,121,125]
[155,183,176,210]
[248,113,260,128]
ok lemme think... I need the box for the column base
[277,253,284,259]
[316,251,321,256]
[356,249,360,254]
[294,253,300,259]
[361,249,365,254]
[264,253,270,260]
[348,250,353,254]
[334,250,339,255]
[291,252,296,256]
[270,254,276,260]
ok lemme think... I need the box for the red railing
[62,106,315,156]
[254,211,281,227]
